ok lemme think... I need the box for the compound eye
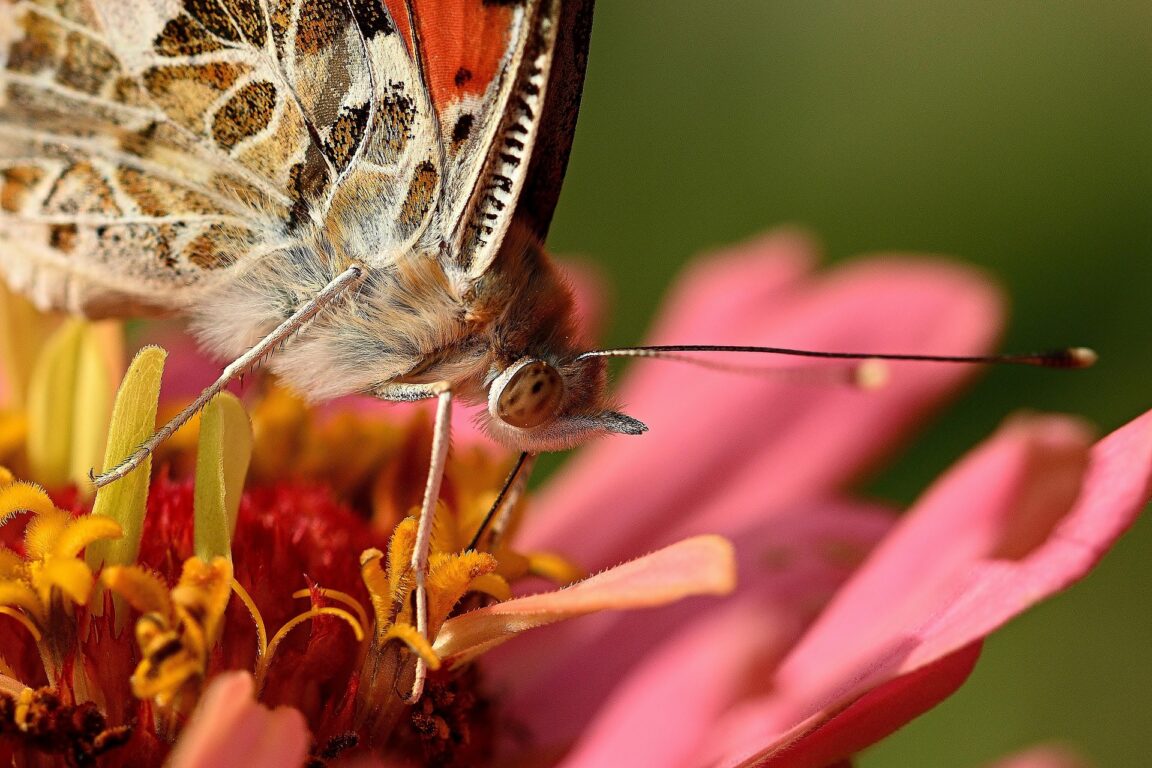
[495,360,564,429]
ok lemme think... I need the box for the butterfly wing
[0,0,590,316]
[0,0,439,314]
[384,0,575,282]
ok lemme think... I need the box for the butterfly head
[483,354,647,453]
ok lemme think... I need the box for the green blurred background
[545,2,1152,765]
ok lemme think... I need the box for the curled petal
[708,408,1152,767]
[490,499,893,749]
[168,671,309,768]
[698,643,982,768]
[434,535,736,667]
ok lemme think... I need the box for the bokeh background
[545,2,1152,766]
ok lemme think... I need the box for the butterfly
[0,0,1091,701]
[0,0,620,435]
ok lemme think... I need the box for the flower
[0,285,734,765]
[480,232,1152,766]
[1,231,1149,767]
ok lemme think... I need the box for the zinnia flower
[0,286,734,765]
[0,230,1149,768]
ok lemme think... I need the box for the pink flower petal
[524,233,1002,569]
[488,499,893,748]
[556,600,784,768]
[168,671,309,768]
[706,643,983,768]
[434,535,736,666]
[707,408,1152,766]
[773,415,1094,705]
[984,746,1093,768]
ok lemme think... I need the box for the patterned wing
[382,0,565,281]
[0,0,438,315]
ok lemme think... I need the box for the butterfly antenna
[575,344,1097,370]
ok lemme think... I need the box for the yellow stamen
[0,606,41,642]
[0,582,44,624]
[0,481,56,523]
[23,508,69,560]
[230,579,268,658]
[378,622,440,669]
[425,551,499,636]
[101,565,174,618]
[33,557,96,607]
[386,519,419,609]
[360,547,397,632]
[13,687,34,730]
[0,548,23,579]
[256,607,365,691]
[110,557,234,713]
[292,587,369,635]
[467,573,512,603]
[525,551,586,585]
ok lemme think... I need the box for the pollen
[0,687,133,765]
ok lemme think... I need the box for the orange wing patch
[386,0,520,113]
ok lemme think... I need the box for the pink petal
[984,746,1093,768]
[168,671,309,768]
[524,233,1002,568]
[434,535,735,666]
[488,499,893,748]
[709,408,1152,766]
[556,600,784,768]
[707,643,983,768]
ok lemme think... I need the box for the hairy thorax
[189,221,588,406]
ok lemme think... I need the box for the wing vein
[0,124,286,219]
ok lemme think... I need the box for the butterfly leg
[487,453,536,545]
[373,380,453,703]
[466,451,536,553]
[91,264,366,488]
